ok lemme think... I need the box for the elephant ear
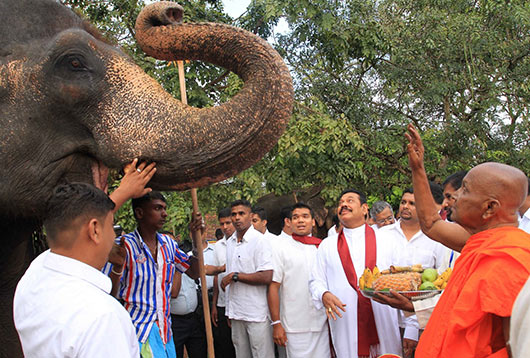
[0,0,80,53]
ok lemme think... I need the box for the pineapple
[372,272,422,291]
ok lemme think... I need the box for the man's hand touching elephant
[109,158,156,212]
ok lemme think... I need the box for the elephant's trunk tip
[137,1,184,30]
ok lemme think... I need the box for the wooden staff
[177,60,215,358]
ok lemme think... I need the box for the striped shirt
[104,230,190,344]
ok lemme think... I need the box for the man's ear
[482,199,500,220]
[135,207,143,220]
[361,203,369,215]
[87,218,102,244]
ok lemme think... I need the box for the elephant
[0,0,293,355]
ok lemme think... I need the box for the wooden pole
[177,60,215,358]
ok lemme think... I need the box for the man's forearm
[410,163,442,231]
[185,256,200,279]
[268,282,281,321]
[212,275,219,306]
[237,270,273,286]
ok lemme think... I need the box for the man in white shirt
[171,271,206,358]
[310,189,402,358]
[221,199,274,358]
[377,188,447,356]
[252,205,288,358]
[211,208,236,358]
[14,183,139,357]
[251,206,278,240]
[278,206,293,239]
[369,201,396,229]
[268,203,329,358]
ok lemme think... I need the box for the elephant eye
[58,54,88,72]
[70,59,82,68]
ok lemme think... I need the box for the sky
[222,0,289,36]
[222,0,250,18]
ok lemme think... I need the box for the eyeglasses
[375,216,395,225]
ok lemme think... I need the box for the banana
[359,275,365,290]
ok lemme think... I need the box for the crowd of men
[12,125,530,358]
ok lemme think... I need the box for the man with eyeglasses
[370,201,396,229]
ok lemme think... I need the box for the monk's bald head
[451,162,527,233]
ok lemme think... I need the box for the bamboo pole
[177,60,215,358]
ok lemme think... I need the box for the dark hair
[332,214,340,226]
[230,199,252,209]
[280,206,293,228]
[218,207,231,220]
[291,202,314,218]
[442,171,468,191]
[527,177,530,196]
[429,182,444,205]
[251,206,267,221]
[44,183,115,244]
[131,191,166,219]
[339,189,367,205]
[403,187,413,195]
[215,228,224,240]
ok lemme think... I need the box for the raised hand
[404,123,425,171]
[120,158,157,199]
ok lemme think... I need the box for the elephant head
[0,0,293,219]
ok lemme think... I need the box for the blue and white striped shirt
[104,230,190,344]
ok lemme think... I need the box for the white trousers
[285,329,330,358]
[231,319,274,358]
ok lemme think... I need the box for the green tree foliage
[66,0,529,230]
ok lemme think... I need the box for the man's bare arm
[268,281,287,347]
[405,124,470,252]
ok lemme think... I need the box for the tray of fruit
[359,265,452,301]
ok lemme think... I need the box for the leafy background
[64,0,530,239]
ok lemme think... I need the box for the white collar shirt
[201,243,216,289]
[519,208,530,234]
[226,226,273,322]
[213,237,228,307]
[378,221,447,270]
[377,222,447,341]
[278,230,292,240]
[14,250,139,357]
[264,230,278,241]
[272,236,327,333]
[170,273,198,315]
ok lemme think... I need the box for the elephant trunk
[98,2,293,190]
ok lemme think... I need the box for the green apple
[421,268,438,282]
[419,281,437,290]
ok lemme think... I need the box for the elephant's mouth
[56,154,109,193]
[91,159,109,193]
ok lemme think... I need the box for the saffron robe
[309,226,402,358]
[416,226,530,358]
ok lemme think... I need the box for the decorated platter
[361,289,443,301]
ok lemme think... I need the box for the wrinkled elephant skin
[0,0,293,356]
